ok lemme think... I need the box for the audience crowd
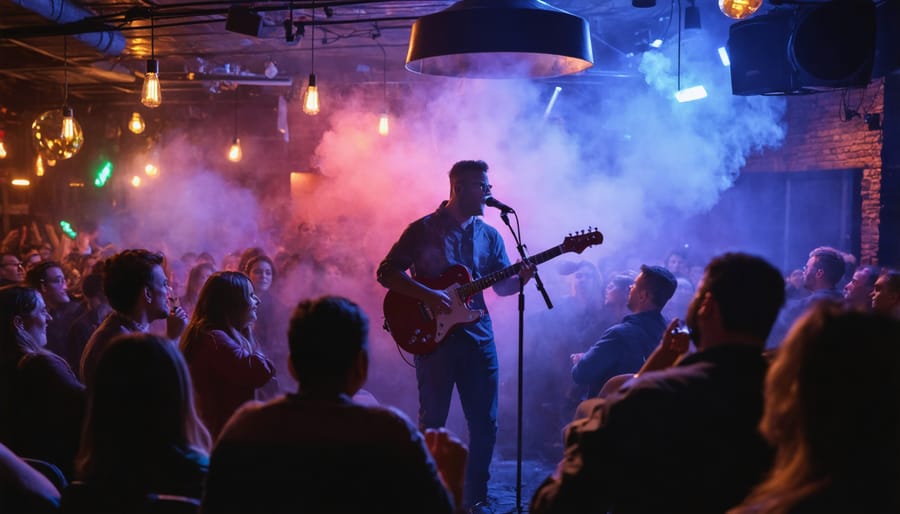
[1,225,898,514]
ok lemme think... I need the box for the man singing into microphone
[377,160,533,514]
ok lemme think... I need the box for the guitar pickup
[418,302,434,321]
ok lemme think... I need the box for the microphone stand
[499,210,552,514]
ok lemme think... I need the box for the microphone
[484,196,515,214]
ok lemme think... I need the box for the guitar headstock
[562,228,604,254]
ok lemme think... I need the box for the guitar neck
[457,245,565,298]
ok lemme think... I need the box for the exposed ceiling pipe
[10,0,126,55]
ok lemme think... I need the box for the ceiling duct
[405,0,593,79]
[10,0,126,55]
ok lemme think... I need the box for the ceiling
[0,0,683,110]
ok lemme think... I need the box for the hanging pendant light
[302,0,320,115]
[142,13,162,108]
[128,112,146,134]
[32,35,83,161]
[377,43,389,136]
[228,91,242,162]
[406,0,593,78]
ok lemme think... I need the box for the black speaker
[729,2,876,96]
[728,9,796,95]
[225,6,263,37]
[790,0,876,90]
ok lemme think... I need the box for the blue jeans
[415,332,499,506]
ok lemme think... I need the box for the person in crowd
[597,271,637,330]
[663,276,696,321]
[843,264,879,311]
[665,248,689,278]
[243,254,289,391]
[64,273,110,378]
[784,268,808,301]
[730,303,900,514]
[0,252,24,286]
[202,296,464,514]
[0,442,60,514]
[196,251,216,268]
[767,247,844,348]
[0,285,84,479]
[180,262,216,317]
[180,252,198,270]
[21,248,43,272]
[25,261,83,361]
[70,334,210,509]
[532,252,785,514]
[377,160,533,514]
[221,251,241,272]
[237,247,266,276]
[570,265,677,398]
[179,271,275,440]
[80,249,188,387]
[871,269,900,318]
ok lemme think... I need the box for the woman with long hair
[180,271,275,439]
[730,302,900,514]
[74,333,211,500]
[243,254,289,392]
[0,285,84,479]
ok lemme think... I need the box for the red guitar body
[383,265,482,355]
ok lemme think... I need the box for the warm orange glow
[303,74,320,115]
[131,175,142,187]
[228,138,242,162]
[35,155,45,176]
[719,0,762,19]
[0,141,7,159]
[378,113,390,136]
[142,73,162,108]
[11,178,30,187]
[128,112,146,134]
[145,163,159,176]
[61,112,76,142]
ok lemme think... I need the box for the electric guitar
[383,229,603,355]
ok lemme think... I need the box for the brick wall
[742,81,885,264]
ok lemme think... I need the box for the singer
[377,160,533,514]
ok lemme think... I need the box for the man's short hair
[448,160,489,183]
[703,253,786,340]
[103,250,164,313]
[24,260,63,289]
[288,296,369,391]
[639,265,678,308]
[81,273,105,300]
[809,247,846,287]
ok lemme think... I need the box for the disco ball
[719,0,762,20]
[32,108,84,160]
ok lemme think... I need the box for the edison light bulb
[719,0,762,19]
[228,138,242,162]
[145,163,159,176]
[142,59,162,108]
[128,112,146,134]
[131,176,142,187]
[60,106,76,143]
[303,74,320,115]
[0,141,7,159]
[378,112,389,136]
[35,155,45,176]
